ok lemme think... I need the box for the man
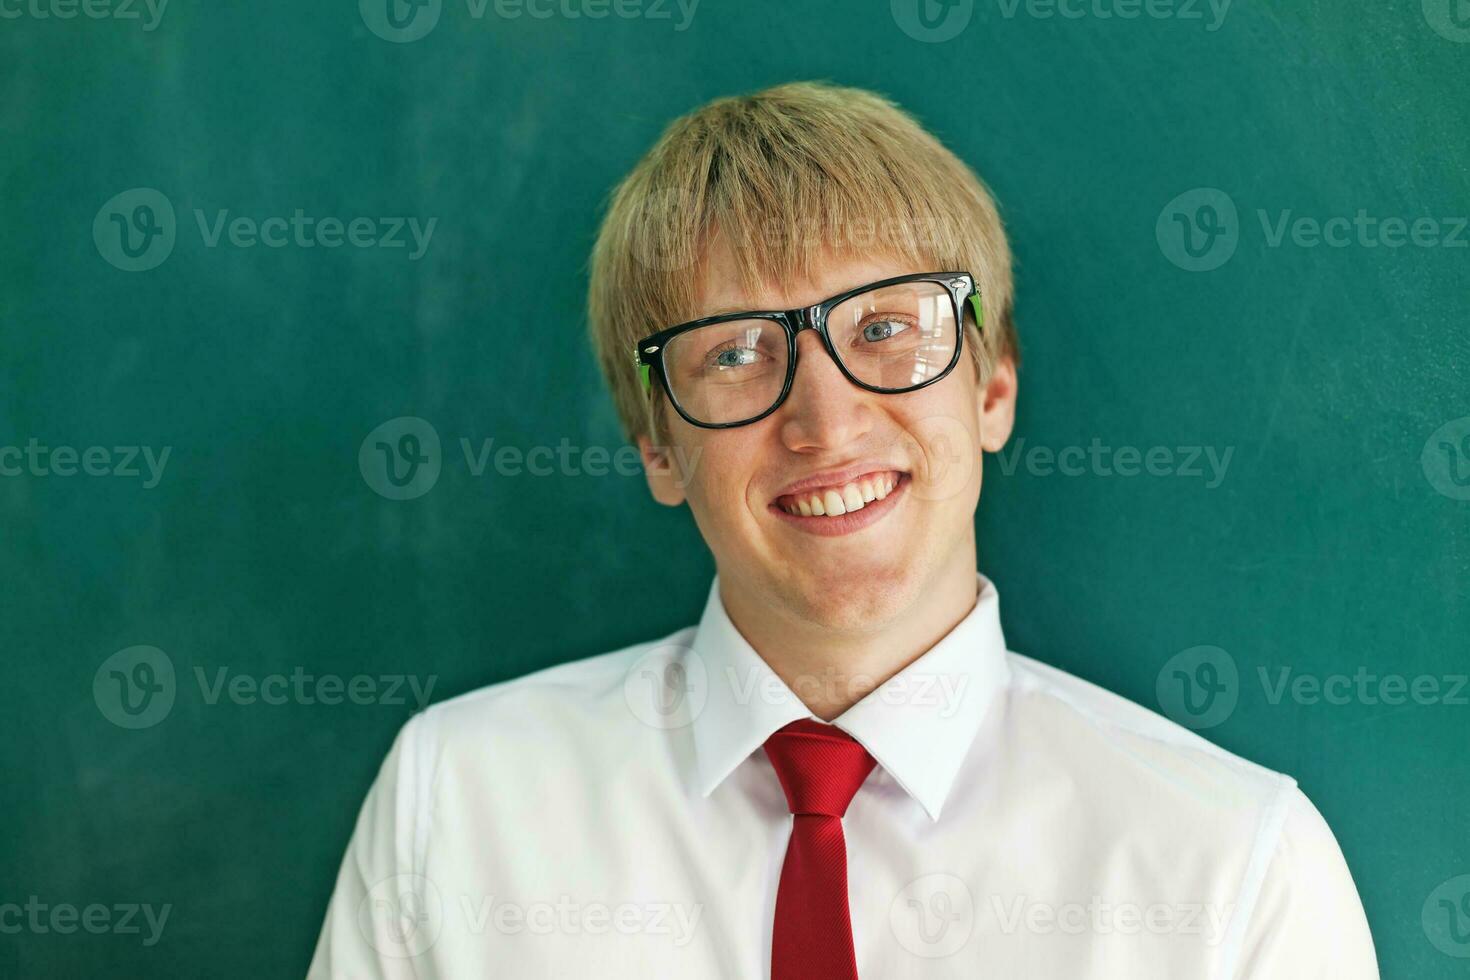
[309,82,1378,978]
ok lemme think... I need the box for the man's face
[639,245,1017,631]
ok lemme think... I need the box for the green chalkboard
[2,0,1466,976]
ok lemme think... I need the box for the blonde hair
[588,81,1017,443]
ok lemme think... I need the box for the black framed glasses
[633,271,983,429]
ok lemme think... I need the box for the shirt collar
[689,572,1011,822]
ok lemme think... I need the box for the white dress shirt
[309,574,1379,979]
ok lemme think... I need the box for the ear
[977,356,1018,453]
[637,433,689,507]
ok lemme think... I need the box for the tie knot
[762,719,877,818]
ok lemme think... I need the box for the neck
[719,549,980,721]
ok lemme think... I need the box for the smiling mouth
[773,470,906,518]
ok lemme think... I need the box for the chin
[783,557,920,631]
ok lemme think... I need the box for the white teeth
[780,472,902,518]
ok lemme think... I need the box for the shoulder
[1003,650,1294,806]
[317,628,699,908]
[999,652,1376,975]
[385,625,699,793]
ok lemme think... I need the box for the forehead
[689,237,926,318]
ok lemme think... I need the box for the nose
[777,330,877,452]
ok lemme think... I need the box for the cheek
[904,419,979,504]
[892,380,984,504]
[679,440,761,524]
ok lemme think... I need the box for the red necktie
[763,719,877,980]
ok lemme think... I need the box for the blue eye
[862,319,910,343]
[713,346,758,368]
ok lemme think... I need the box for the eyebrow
[673,269,943,333]
[695,269,925,321]
[695,302,774,318]
[693,290,826,319]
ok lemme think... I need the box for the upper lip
[773,462,907,499]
